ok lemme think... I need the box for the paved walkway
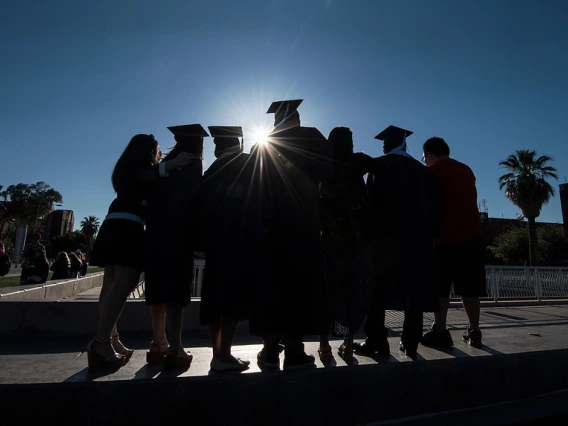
[1,302,567,384]
[1,302,568,426]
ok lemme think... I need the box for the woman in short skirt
[86,133,193,369]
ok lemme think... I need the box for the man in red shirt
[421,137,486,348]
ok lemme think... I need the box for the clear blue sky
[1,0,567,229]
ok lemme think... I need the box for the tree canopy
[0,182,63,229]
[498,150,558,265]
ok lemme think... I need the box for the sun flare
[250,124,271,147]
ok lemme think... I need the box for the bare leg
[94,265,140,358]
[217,316,239,363]
[165,304,192,361]
[208,320,222,359]
[97,265,116,330]
[319,334,331,352]
[150,304,168,346]
[462,297,480,329]
[434,298,450,330]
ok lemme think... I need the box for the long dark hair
[111,134,159,193]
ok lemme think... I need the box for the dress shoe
[399,342,417,359]
[353,340,390,356]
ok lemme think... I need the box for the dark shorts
[435,238,487,298]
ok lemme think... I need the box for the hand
[170,152,197,169]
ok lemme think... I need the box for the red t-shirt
[429,158,482,244]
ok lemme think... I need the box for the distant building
[45,209,75,239]
[560,183,568,240]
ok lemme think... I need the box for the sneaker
[462,328,482,349]
[421,324,454,348]
[257,349,280,369]
[283,352,316,371]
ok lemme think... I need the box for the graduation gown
[144,159,203,306]
[249,125,334,336]
[197,151,264,323]
[366,153,441,312]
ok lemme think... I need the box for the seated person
[20,247,49,285]
[51,251,71,280]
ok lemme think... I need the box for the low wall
[0,298,205,336]
[1,348,568,425]
[0,273,104,300]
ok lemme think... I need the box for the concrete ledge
[1,348,567,425]
[0,273,104,300]
[0,298,203,336]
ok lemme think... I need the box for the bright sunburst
[250,124,272,147]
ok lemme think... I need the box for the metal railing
[450,265,568,302]
[130,261,568,302]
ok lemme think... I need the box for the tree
[80,216,100,253]
[488,224,565,265]
[50,231,89,258]
[0,182,63,233]
[498,150,558,266]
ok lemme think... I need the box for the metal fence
[450,265,568,302]
[131,262,568,302]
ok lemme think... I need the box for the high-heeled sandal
[163,348,193,371]
[87,339,128,369]
[338,343,354,362]
[111,334,134,360]
[146,342,169,365]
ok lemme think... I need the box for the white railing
[129,259,205,299]
[130,262,568,302]
[450,266,568,302]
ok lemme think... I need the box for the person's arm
[135,152,198,184]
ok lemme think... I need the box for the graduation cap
[208,126,244,154]
[208,126,243,139]
[374,125,413,143]
[167,124,209,138]
[266,99,303,125]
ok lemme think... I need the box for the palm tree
[80,216,100,254]
[498,150,558,265]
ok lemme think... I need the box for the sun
[250,124,272,147]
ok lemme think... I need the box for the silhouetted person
[318,126,375,362]
[88,133,193,369]
[0,241,11,277]
[50,251,71,280]
[198,126,263,372]
[354,125,441,359]
[20,247,49,285]
[250,99,333,371]
[22,233,45,265]
[144,123,205,371]
[420,137,486,349]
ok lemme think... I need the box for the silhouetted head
[267,99,303,129]
[375,125,413,154]
[165,124,208,160]
[328,126,354,160]
[209,126,243,158]
[112,134,160,193]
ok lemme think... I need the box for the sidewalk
[1,303,568,425]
